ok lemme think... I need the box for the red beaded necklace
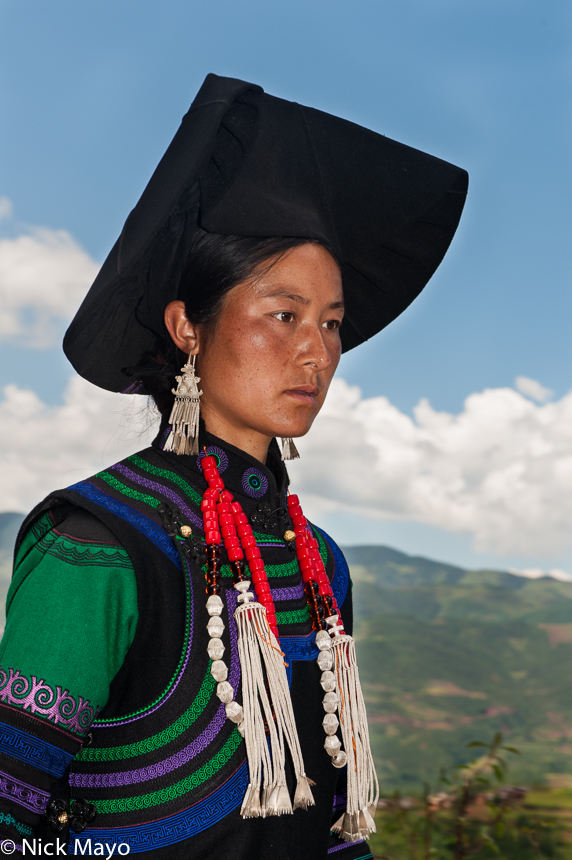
[199,454,345,641]
[199,453,378,839]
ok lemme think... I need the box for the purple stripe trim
[70,590,240,788]
[0,770,50,814]
[111,463,203,530]
[95,538,195,729]
[271,583,305,602]
[328,840,366,854]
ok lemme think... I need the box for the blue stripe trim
[69,482,181,568]
[69,762,249,853]
[316,526,350,608]
[0,722,74,778]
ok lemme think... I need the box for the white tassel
[331,633,379,840]
[164,354,202,456]
[280,437,300,461]
[235,594,314,817]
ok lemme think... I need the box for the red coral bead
[257,592,273,606]
[221,490,234,503]
[244,546,261,561]
[210,478,225,490]
[248,558,264,571]
[218,513,234,526]
[200,499,216,511]
[256,581,270,595]
[291,515,306,528]
[251,568,265,583]
[201,456,217,470]
[287,494,299,507]
[241,534,256,548]
[227,546,244,562]
[205,530,221,545]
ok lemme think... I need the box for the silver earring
[164,354,202,455]
[280,437,300,461]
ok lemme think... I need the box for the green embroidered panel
[276,606,310,625]
[79,670,216,761]
[98,472,160,509]
[201,557,299,580]
[88,731,242,813]
[127,454,203,508]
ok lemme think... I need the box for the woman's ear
[164,301,199,355]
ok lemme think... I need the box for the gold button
[180,525,193,538]
[58,812,69,824]
[283,530,296,543]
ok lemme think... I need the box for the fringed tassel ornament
[164,354,202,456]
[329,626,379,842]
[234,583,315,818]
[280,437,300,461]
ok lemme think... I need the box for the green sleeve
[0,511,138,712]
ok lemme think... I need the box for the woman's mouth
[284,386,320,403]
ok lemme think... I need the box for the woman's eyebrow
[260,289,345,310]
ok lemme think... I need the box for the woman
[0,74,467,858]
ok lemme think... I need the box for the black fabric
[7,430,363,858]
[63,72,468,393]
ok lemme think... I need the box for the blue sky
[0,0,570,573]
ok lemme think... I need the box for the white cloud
[0,197,13,221]
[0,376,157,512]
[288,378,572,558]
[515,376,554,403]
[0,227,99,347]
[509,567,572,583]
[2,374,572,561]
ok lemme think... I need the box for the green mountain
[345,545,572,791]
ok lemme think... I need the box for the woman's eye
[322,319,341,331]
[273,312,296,323]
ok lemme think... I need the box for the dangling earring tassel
[280,437,300,461]
[234,585,314,818]
[329,622,379,841]
[164,354,202,456]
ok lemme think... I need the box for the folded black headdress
[64,73,468,393]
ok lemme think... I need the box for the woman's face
[166,243,344,460]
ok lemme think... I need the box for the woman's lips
[284,386,319,403]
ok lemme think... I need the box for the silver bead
[322,713,339,735]
[320,670,336,692]
[315,630,332,651]
[210,659,228,682]
[317,650,333,671]
[207,638,225,660]
[332,751,348,769]
[225,701,244,723]
[324,735,342,756]
[207,616,224,637]
[206,595,223,616]
[216,681,234,703]
[323,691,338,713]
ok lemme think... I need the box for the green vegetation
[347,544,572,792]
[368,734,571,859]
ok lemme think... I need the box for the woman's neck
[201,413,272,465]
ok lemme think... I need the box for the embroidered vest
[23,439,352,859]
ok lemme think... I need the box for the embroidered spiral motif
[197,447,229,474]
[241,468,268,499]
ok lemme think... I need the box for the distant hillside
[345,544,572,791]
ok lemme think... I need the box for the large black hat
[64,73,468,393]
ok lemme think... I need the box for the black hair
[141,231,332,415]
